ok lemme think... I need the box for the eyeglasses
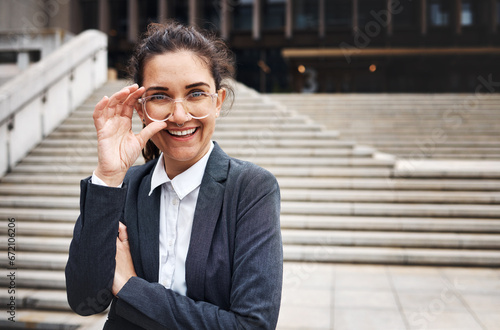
[138,92,218,122]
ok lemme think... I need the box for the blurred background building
[1,0,500,93]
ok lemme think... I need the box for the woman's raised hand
[93,84,166,186]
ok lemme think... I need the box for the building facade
[2,0,500,93]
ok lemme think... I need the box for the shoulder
[228,157,276,185]
[224,157,280,204]
[210,141,277,187]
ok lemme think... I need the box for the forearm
[116,277,244,330]
[65,178,127,315]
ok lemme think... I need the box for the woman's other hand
[93,84,167,186]
[113,222,137,296]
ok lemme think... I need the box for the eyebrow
[145,86,169,93]
[145,82,211,93]
[185,82,211,89]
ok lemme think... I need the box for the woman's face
[138,51,225,177]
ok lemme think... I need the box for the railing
[0,28,73,70]
[0,29,107,177]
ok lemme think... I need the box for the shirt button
[172,198,179,205]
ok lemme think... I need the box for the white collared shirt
[148,142,213,295]
[92,141,214,296]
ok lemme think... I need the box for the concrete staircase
[1,80,500,327]
[269,93,500,160]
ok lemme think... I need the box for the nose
[168,100,190,126]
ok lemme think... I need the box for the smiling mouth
[167,128,197,137]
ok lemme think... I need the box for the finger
[126,83,139,93]
[136,121,168,148]
[95,95,109,112]
[122,86,145,118]
[93,96,110,122]
[118,222,129,242]
[124,86,145,106]
[107,85,137,109]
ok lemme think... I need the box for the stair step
[280,201,500,218]
[10,164,395,177]
[392,153,500,160]
[377,147,500,154]
[9,196,500,216]
[57,122,325,132]
[29,146,376,158]
[283,245,500,266]
[0,252,68,270]
[18,156,395,168]
[0,308,107,329]
[0,184,80,197]
[281,189,500,204]
[0,236,71,253]
[0,221,75,236]
[0,173,84,185]
[0,289,70,311]
[41,136,354,148]
[277,177,500,191]
[267,167,393,177]
[91,129,342,139]
[280,215,500,233]
[22,147,378,164]
[0,196,79,209]
[72,107,289,117]
[5,175,500,191]
[64,114,309,124]
[0,270,66,289]
[0,208,79,222]
[281,229,500,249]
[5,184,500,199]
[11,164,98,175]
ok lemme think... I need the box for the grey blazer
[65,142,283,329]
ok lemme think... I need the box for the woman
[65,22,283,329]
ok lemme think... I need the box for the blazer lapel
[185,142,229,301]
[136,168,160,282]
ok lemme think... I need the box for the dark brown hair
[128,21,235,162]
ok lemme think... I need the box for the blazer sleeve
[113,166,283,329]
[65,178,127,315]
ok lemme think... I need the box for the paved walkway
[277,262,500,330]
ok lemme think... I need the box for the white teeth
[168,128,196,136]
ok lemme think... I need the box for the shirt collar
[149,141,214,200]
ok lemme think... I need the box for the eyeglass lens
[145,94,215,121]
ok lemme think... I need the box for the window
[80,0,98,30]
[428,0,451,27]
[392,0,419,29]
[461,1,473,26]
[109,0,128,38]
[171,0,188,26]
[325,0,351,27]
[139,0,160,31]
[358,0,386,28]
[233,0,253,31]
[202,0,220,30]
[263,0,286,30]
[294,0,319,30]
[498,0,500,25]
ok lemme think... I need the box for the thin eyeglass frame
[138,92,218,122]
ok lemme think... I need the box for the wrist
[94,167,126,187]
